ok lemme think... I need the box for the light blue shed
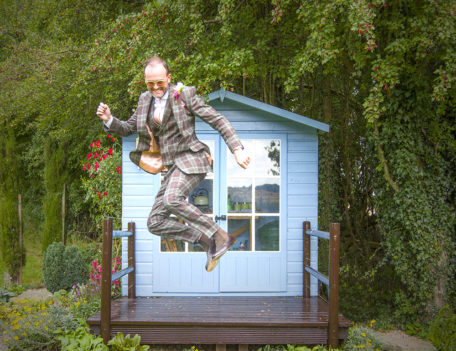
[119,89,329,297]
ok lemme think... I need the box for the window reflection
[255,140,280,176]
[228,217,251,251]
[226,139,281,253]
[227,178,252,213]
[189,179,213,214]
[161,238,185,252]
[255,178,280,213]
[255,217,280,251]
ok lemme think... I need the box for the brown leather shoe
[205,238,217,272]
[206,255,221,272]
[212,234,236,260]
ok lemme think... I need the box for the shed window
[227,139,281,252]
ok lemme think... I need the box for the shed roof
[208,89,329,132]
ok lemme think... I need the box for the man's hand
[96,102,111,122]
[234,148,250,169]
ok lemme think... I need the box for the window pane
[255,140,280,176]
[227,178,252,213]
[227,140,254,177]
[228,217,252,251]
[255,178,280,213]
[189,179,213,214]
[255,217,280,251]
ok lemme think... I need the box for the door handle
[215,215,227,221]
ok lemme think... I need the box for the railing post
[101,218,113,344]
[303,221,311,298]
[328,222,340,348]
[128,222,136,298]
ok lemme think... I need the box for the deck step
[88,296,352,345]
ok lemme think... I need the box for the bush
[108,332,150,350]
[342,326,383,351]
[0,298,80,351]
[57,326,108,351]
[427,305,456,351]
[43,242,87,293]
[53,283,101,320]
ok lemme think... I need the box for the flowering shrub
[82,134,122,229]
[90,258,122,298]
[0,298,79,350]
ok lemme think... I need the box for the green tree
[0,129,25,282]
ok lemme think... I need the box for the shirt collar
[156,90,169,101]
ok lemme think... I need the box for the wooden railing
[100,218,136,343]
[303,221,341,348]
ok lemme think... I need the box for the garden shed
[88,89,352,348]
[119,88,329,297]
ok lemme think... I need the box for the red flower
[95,162,99,171]
[103,154,108,159]
[90,143,94,148]
[108,148,113,155]
[111,138,115,142]
[98,192,102,199]
[89,174,93,178]
[107,134,111,138]
[116,166,122,174]
[88,164,91,169]
[104,191,108,196]
[87,153,93,159]
[94,152,99,158]
[83,166,86,171]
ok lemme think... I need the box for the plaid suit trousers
[147,165,219,243]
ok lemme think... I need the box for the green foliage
[1,0,456,325]
[0,298,80,351]
[427,305,456,351]
[0,129,25,282]
[42,137,68,252]
[0,284,25,302]
[255,345,335,351]
[81,134,122,230]
[57,326,108,351]
[53,283,101,320]
[342,326,383,351]
[0,288,16,303]
[42,242,87,293]
[107,332,150,351]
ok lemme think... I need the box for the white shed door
[153,134,286,293]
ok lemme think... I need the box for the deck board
[88,296,352,345]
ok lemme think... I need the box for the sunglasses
[145,80,167,87]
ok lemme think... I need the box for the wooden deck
[87,296,352,345]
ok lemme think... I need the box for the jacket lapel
[139,92,154,133]
[161,84,176,126]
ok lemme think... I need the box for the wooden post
[17,194,22,285]
[61,184,66,244]
[303,221,311,298]
[101,218,113,344]
[328,222,340,348]
[128,222,136,298]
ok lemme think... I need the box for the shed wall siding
[120,103,319,297]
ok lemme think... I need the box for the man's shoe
[212,233,236,260]
[205,238,218,272]
[206,255,221,272]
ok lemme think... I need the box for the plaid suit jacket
[105,84,243,174]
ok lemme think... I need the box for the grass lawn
[1,217,44,289]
